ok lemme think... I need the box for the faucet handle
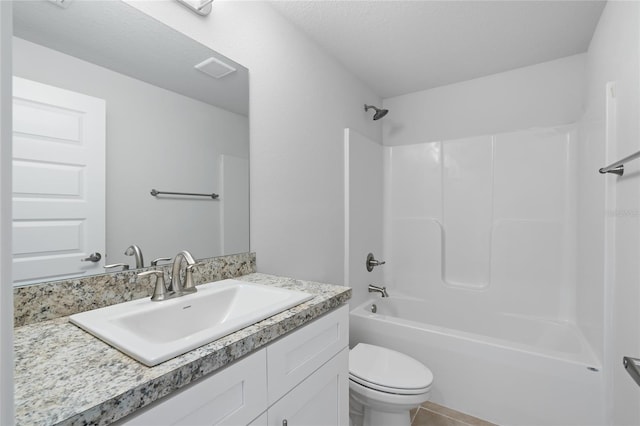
[104,263,129,271]
[151,257,172,266]
[138,270,170,301]
[183,263,203,293]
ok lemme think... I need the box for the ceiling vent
[194,57,236,79]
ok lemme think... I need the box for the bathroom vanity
[118,305,348,426]
[13,273,351,425]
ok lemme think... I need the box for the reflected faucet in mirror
[104,263,130,272]
[124,245,144,269]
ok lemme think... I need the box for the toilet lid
[349,343,433,394]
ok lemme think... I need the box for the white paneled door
[12,77,105,284]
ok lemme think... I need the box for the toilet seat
[349,343,433,396]
[349,374,431,395]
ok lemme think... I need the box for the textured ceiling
[270,1,606,98]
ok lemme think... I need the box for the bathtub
[349,296,605,426]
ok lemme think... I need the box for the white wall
[383,54,586,145]
[580,2,640,424]
[126,1,382,286]
[0,2,13,423]
[344,129,383,308]
[13,37,249,265]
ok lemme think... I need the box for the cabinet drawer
[117,348,267,426]
[267,348,349,426]
[267,304,348,404]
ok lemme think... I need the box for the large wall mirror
[11,1,249,286]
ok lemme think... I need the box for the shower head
[364,104,389,120]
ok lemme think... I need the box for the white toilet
[348,343,433,426]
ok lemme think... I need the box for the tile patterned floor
[410,402,497,426]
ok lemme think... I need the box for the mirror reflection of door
[12,77,105,284]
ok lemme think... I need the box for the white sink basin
[69,279,313,366]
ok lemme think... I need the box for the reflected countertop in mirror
[11,1,249,286]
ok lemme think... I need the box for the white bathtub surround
[350,297,602,426]
[384,126,578,319]
[375,126,604,425]
[343,97,603,422]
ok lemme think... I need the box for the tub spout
[368,284,388,298]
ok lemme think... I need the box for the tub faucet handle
[366,253,386,272]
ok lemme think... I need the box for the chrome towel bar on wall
[150,189,219,199]
[599,149,640,176]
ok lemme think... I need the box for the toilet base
[349,393,365,426]
[363,407,411,426]
[350,385,423,426]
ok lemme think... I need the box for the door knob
[81,252,102,262]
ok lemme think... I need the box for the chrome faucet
[169,250,198,295]
[368,284,388,298]
[124,244,144,269]
[136,250,200,302]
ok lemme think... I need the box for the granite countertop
[14,273,351,426]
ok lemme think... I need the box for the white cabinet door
[267,305,348,404]
[267,348,349,426]
[12,76,106,284]
[117,348,267,426]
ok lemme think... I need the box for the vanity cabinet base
[115,304,349,426]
